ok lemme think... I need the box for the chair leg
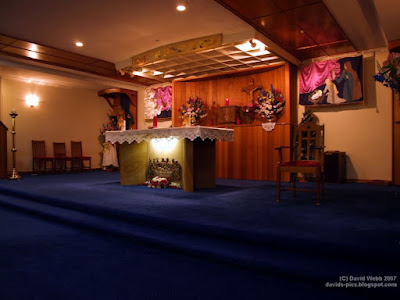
[316,170,321,206]
[276,166,281,202]
[50,160,55,173]
[292,172,297,198]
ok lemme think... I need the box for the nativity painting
[300,55,363,106]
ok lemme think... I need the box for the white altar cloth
[104,126,234,144]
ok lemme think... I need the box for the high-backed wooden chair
[32,140,54,173]
[276,122,325,205]
[53,142,72,172]
[71,141,91,171]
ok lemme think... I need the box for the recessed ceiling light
[177,5,186,11]
[75,42,83,47]
[235,39,268,52]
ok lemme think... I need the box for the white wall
[1,77,110,172]
[298,50,392,181]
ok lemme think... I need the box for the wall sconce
[25,94,39,107]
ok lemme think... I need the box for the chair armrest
[275,146,293,164]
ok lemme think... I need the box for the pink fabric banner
[300,59,341,94]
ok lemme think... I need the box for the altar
[104,126,234,192]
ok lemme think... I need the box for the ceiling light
[75,42,83,47]
[235,39,268,52]
[153,71,163,76]
[29,44,38,52]
[28,51,38,59]
[251,48,271,57]
[177,5,186,11]
[28,44,38,59]
[261,56,279,61]
[164,74,175,78]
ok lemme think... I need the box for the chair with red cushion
[71,141,91,172]
[275,121,325,205]
[32,140,54,173]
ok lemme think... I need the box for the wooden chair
[32,140,54,173]
[275,122,325,205]
[71,141,91,171]
[53,142,72,172]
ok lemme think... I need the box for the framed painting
[300,55,363,106]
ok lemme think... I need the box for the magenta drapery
[152,85,172,111]
[300,59,341,94]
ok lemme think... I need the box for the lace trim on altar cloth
[104,126,234,144]
[261,122,276,132]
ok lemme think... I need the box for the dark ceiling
[215,0,355,61]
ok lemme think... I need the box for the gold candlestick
[8,110,21,180]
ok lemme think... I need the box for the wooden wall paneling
[289,63,299,125]
[260,124,291,181]
[230,127,242,179]
[173,64,289,124]
[173,63,293,181]
[172,81,185,127]
[238,126,258,180]
[215,140,231,178]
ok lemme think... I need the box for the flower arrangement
[144,84,172,119]
[153,86,172,115]
[147,176,169,188]
[143,177,181,189]
[101,114,119,133]
[255,85,286,121]
[169,182,181,189]
[179,97,208,125]
[242,100,258,116]
[241,100,258,123]
[374,52,400,94]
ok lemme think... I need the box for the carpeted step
[0,185,398,273]
[0,192,397,300]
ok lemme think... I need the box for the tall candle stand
[8,110,21,180]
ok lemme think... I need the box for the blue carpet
[0,171,399,299]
